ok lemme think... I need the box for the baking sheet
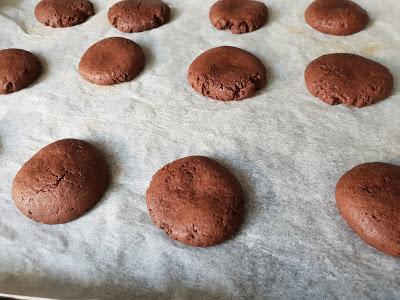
[0,0,399,299]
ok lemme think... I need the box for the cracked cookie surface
[304,53,393,108]
[79,37,145,86]
[12,139,110,224]
[108,0,170,33]
[0,49,42,95]
[188,46,266,101]
[146,156,244,247]
[209,0,268,34]
[305,0,369,36]
[35,0,94,28]
[336,163,400,257]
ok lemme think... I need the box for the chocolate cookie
[188,46,266,101]
[12,139,110,224]
[336,163,400,257]
[0,49,42,95]
[146,156,244,247]
[305,0,369,36]
[108,0,170,33]
[79,37,145,85]
[305,53,393,107]
[209,0,268,34]
[35,0,94,28]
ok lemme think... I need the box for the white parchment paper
[0,0,399,299]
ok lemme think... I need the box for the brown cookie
[188,46,266,101]
[209,0,268,34]
[336,163,400,257]
[305,0,369,36]
[12,139,110,224]
[146,156,244,247]
[305,53,393,108]
[0,49,42,95]
[34,0,94,28]
[79,37,145,85]
[108,0,170,33]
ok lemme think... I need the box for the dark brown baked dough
[0,49,42,94]
[34,0,94,28]
[108,0,170,33]
[304,53,393,107]
[336,163,400,257]
[209,0,268,34]
[146,156,244,247]
[305,0,369,36]
[12,139,110,224]
[79,37,145,85]
[188,46,266,101]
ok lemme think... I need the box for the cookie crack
[249,73,263,88]
[34,168,84,194]
[218,19,250,33]
[152,14,164,27]
[228,81,245,98]
[70,2,92,15]
[35,172,67,194]
[5,81,15,93]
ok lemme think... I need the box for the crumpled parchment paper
[0,0,399,299]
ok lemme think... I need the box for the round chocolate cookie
[12,139,110,224]
[108,0,170,33]
[304,53,393,108]
[188,46,266,101]
[34,0,94,28]
[146,156,244,247]
[79,37,145,85]
[209,0,268,34]
[305,0,369,36]
[336,163,400,257]
[0,49,42,95]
